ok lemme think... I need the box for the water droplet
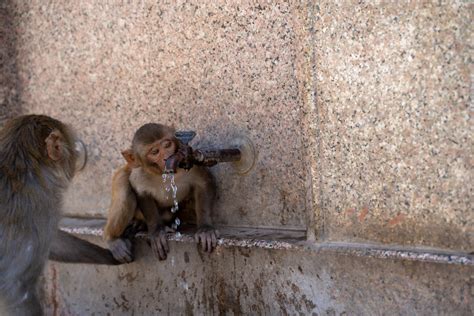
[163,173,180,214]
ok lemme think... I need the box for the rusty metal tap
[164,144,194,173]
[164,130,255,174]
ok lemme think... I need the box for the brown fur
[0,115,120,316]
[104,123,218,262]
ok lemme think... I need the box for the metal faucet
[164,131,250,174]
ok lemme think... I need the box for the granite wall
[0,0,22,123]
[310,2,473,251]
[8,1,311,230]
[3,1,473,251]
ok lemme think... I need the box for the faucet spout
[164,155,181,174]
[164,132,256,174]
[164,145,194,173]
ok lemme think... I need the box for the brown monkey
[0,115,120,316]
[104,123,218,262]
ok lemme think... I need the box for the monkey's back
[0,167,62,308]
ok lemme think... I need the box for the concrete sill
[59,217,473,266]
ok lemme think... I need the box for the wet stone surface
[44,233,474,315]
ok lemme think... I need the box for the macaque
[104,123,218,262]
[0,115,120,316]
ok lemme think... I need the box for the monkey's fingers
[200,233,207,252]
[117,248,133,263]
[206,233,213,253]
[211,231,218,249]
[160,232,170,253]
[205,231,218,253]
[113,249,132,263]
[110,239,133,263]
[123,240,134,262]
[194,232,209,252]
[151,237,167,260]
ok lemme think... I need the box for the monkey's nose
[74,140,88,171]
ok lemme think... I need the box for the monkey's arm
[49,230,121,265]
[104,165,137,240]
[103,165,137,263]
[193,168,218,252]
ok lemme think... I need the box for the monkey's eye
[150,148,159,155]
[163,140,172,148]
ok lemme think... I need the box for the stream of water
[162,173,181,230]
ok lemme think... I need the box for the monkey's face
[144,134,177,172]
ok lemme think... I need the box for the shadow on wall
[0,0,23,125]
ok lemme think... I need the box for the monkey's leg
[148,225,176,261]
[49,230,121,265]
[139,195,174,260]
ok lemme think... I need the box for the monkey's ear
[121,149,140,168]
[45,129,63,161]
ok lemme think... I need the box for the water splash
[170,175,179,214]
[162,172,179,214]
[171,218,181,230]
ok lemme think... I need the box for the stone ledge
[59,217,473,266]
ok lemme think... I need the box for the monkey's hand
[195,225,219,253]
[149,226,175,260]
[108,238,134,263]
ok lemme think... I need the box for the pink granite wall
[8,1,311,229]
[311,1,473,251]
[0,0,22,123]
[2,1,472,251]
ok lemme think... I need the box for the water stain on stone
[358,206,369,222]
[237,247,251,258]
[118,271,139,284]
[388,213,405,227]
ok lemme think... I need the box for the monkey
[103,123,219,262]
[0,115,121,316]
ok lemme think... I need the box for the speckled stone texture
[8,1,309,228]
[2,1,473,251]
[0,1,22,124]
[311,2,473,251]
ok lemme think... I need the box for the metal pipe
[193,148,241,167]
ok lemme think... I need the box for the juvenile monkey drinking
[104,123,256,262]
[104,123,218,262]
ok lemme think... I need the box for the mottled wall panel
[9,1,310,228]
[3,1,472,251]
[312,2,473,250]
[0,0,22,123]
